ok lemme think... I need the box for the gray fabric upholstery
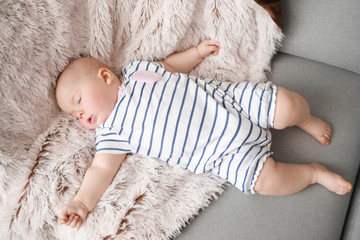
[280,0,360,75]
[176,53,360,240]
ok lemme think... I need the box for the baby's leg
[254,157,352,196]
[273,87,332,145]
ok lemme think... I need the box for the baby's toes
[328,125,332,132]
[344,182,352,192]
[324,132,331,141]
[321,138,330,146]
[320,134,330,145]
[323,126,332,144]
[327,126,332,136]
[337,184,352,195]
[336,179,352,195]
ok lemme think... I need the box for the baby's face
[56,59,120,130]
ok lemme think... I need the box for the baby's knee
[253,158,279,195]
[274,87,310,129]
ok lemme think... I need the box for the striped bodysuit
[96,61,277,194]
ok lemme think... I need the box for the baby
[56,39,352,229]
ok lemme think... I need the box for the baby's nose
[76,111,84,120]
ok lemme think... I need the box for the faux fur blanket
[0,0,282,239]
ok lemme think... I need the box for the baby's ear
[98,68,113,84]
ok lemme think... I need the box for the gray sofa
[176,1,360,239]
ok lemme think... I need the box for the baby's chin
[80,121,101,130]
[81,124,96,130]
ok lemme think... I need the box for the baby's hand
[196,39,221,59]
[58,200,89,229]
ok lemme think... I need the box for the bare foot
[312,162,352,195]
[298,115,332,145]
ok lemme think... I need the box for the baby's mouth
[87,115,94,124]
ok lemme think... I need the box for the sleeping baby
[55,39,352,228]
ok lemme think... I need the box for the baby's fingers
[69,215,81,228]
[205,40,220,55]
[206,40,221,48]
[66,214,76,226]
[59,207,70,224]
[211,46,220,55]
[205,45,219,56]
[76,218,83,229]
[58,217,67,224]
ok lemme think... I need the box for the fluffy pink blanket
[0,0,282,238]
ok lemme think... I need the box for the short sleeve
[152,61,164,68]
[123,61,166,82]
[95,130,131,155]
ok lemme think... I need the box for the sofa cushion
[176,53,360,240]
[280,0,360,75]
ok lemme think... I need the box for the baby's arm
[160,39,220,73]
[58,153,126,228]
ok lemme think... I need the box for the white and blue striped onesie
[96,61,277,194]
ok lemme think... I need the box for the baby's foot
[312,162,352,195]
[299,115,332,145]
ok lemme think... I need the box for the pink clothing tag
[118,85,124,99]
[132,69,162,83]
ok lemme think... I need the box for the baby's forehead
[59,60,92,83]
[63,59,88,76]
[57,66,79,88]
[56,57,106,90]
[56,68,82,102]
